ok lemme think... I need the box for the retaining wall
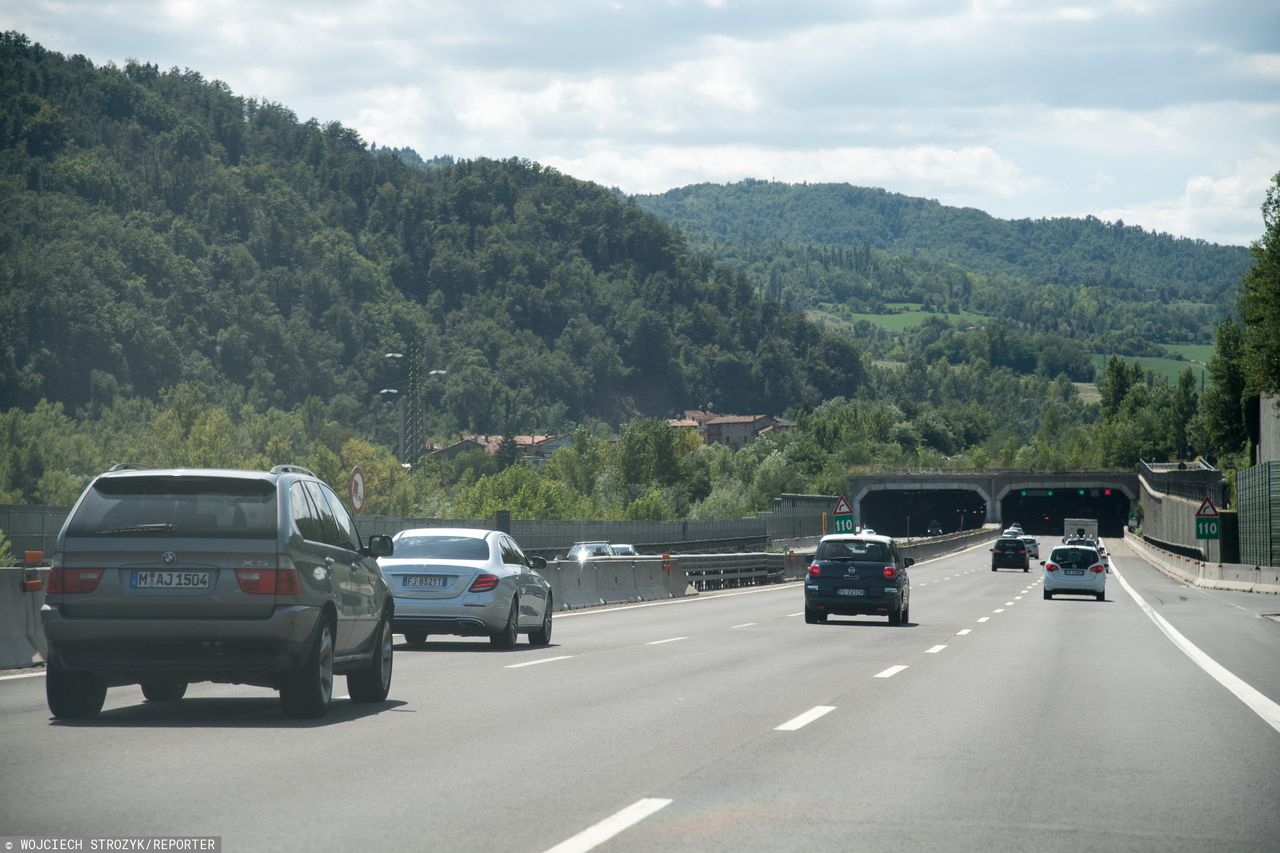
[1124,530,1280,595]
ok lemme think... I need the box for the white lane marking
[1005,601,1015,606]
[875,665,909,678]
[775,705,837,731]
[544,798,673,853]
[956,629,972,636]
[646,637,688,646]
[1111,565,1280,735]
[787,612,804,617]
[730,623,757,629]
[977,617,990,623]
[506,655,574,669]
[925,645,947,654]
[0,670,46,681]
[993,608,1006,613]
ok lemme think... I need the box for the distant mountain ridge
[634,180,1251,304]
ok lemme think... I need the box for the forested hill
[634,180,1252,303]
[0,33,864,432]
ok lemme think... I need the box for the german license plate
[837,588,866,596]
[405,575,448,589]
[1065,569,1085,576]
[131,570,210,589]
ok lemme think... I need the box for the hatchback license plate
[405,575,448,589]
[837,588,866,596]
[131,570,210,589]
[1065,569,1085,576]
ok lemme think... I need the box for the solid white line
[505,655,574,669]
[730,622,757,629]
[977,616,990,623]
[0,670,46,681]
[1111,565,1280,735]
[544,798,673,853]
[875,665,909,678]
[775,705,837,731]
[956,629,972,636]
[925,645,947,654]
[646,637,688,646]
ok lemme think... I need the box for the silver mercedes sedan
[379,528,554,649]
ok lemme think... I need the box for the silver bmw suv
[42,464,395,719]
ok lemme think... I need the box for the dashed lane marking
[775,705,837,731]
[925,645,947,654]
[875,665,909,678]
[544,798,674,853]
[506,656,574,669]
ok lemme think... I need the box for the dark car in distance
[991,537,1030,571]
[804,534,913,626]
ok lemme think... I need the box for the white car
[380,528,554,648]
[1042,544,1106,601]
[1020,535,1039,559]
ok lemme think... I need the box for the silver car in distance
[380,528,554,649]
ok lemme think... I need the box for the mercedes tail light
[47,567,103,594]
[469,573,500,592]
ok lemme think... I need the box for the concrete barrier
[595,560,640,605]
[632,560,671,601]
[1124,531,1280,594]
[0,567,47,669]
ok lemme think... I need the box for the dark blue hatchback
[804,534,913,626]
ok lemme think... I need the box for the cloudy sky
[4,0,1278,245]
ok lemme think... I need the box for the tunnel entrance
[999,488,1131,538]
[860,489,988,538]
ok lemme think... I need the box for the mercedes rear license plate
[131,570,210,589]
[405,575,448,589]
[837,588,866,596]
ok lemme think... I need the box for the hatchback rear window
[1049,547,1099,568]
[66,476,278,539]
[817,540,887,561]
[393,535,490,560]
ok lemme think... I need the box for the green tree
[1239,172,1280,397]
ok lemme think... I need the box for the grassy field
[1091,353,1207,385]
[1163,344,1214,364]
[808,303,992,334]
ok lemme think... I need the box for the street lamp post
[383,352,446,463]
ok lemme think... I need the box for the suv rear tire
[348,616,393,703]
[47,663,106,719]
[280,618,334,718]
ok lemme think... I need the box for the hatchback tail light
[1045,562,1059,572]
[807,563,821,578]
[469,573,500,593]
[1089,563,1105,574]
[47,567,103,594]
[235,567,303,595]
[883,566,897,579]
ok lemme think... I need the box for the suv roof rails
[107,463,150,472]
[270,464,316,477]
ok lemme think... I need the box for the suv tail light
[807,563,821,578]
[1045,562,1059,572]
[235,567,302,595]
[469,573,499,593]
[47,567,103,594]
[883,566,897,579]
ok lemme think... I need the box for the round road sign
[349,465,366,514]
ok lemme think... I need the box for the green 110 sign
[834,515,855,534]
[1195,517,1219,540]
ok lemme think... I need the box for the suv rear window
[394,535,490,560]
[66,476,278,539]
[817,540,887,561]
[996,538,1025,548]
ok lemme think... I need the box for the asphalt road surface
[3,538,1279,852]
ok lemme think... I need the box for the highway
[3,539,1279,852]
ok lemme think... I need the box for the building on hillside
[703,415,778,450]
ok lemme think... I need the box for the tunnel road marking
[544,797,674,853]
